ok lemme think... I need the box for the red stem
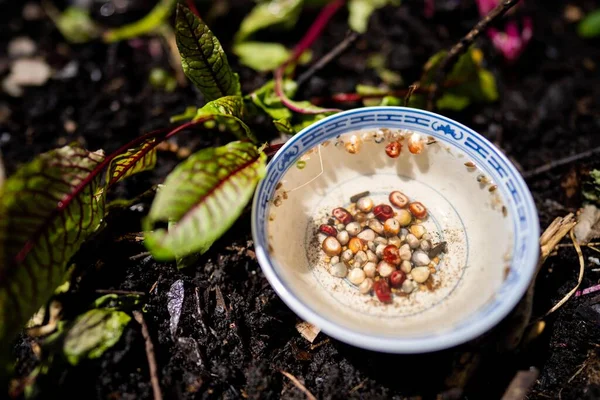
[186,0,201,18]
[273,0,345,115]
[14,120,201,265]
[288,0,346,63]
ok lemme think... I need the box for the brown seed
[322,237,342,256]
[389,191,409,208]
[489,185,498,192]
[348,237,363,254]
[407,133,424,154]
[332,207,353,224]
[389,270,406,288]
[464,161,476,168]
[408,202,428,219]
[385,141,402,158]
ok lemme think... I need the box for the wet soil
[2,0,600,399]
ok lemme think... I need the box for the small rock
[400,260,412,273]
[330,256,339,265]
[341,249,353,262]
[374,236,388,246]
[411,266,430,283]
[2,58,52,97]
[375,243,387,258]
[412,250,431,266]
[388,236,401,247]
[330,262,348,278]
[357,228,376,242]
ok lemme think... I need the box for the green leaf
[60,309,131,365]
[417,47,498,111]
[578,9,600,38]
[50,6,100,44]
[144,141,266,260]
[273,118,295,134]
[93,294,142,310]
[0,145,105,353]
[233,42,291,72]
[348,0,399,33]
[103,0,177,42]
[175,4,241,101]
[583,170,600,204]
[356,84,390,106]
[0,151,5,197]
[171,106,199,123]
[107,138,158,185]
[195,96,257,142]
[247,79,297,120]
[235,0,304,43]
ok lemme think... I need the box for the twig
[523,145,600,179]
[543,229,585,317]
[501,368,540,400]
[427,0,521,110]
[133,311,163,400]
[130,251,151,261]
[194,286,208,335]
[279,370,317,400]
[296,31,359,86]
[404,83,419,107]
[348,378,367,394]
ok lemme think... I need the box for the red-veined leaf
[143,141,266,260]
[0,145,105,353]
[107,138,158,185]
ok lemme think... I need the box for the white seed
[367,241,376,252]
[422,233,432,241]
[384,218,400,235]
[406,233,420,249]
[336,223,345,231]
[420,240,432,252]
[345,134,363,154]
[348,268,366,285]
[412,250,431,266]
[357,197,374,213]
[330,256,340,265]
[400,228,409,241]
[374,129,386,143]
[377,261,395,277]
[354,251,368,267]
[410,224,427,239]
[400,260,412,273]
[357,229,376,242]
[341,249,353,262]
[330,262,348,278]
[363,262,377,278]
[401,279,415,293]
[396,209,412,226]
[346,222,361,236]
[388,236,402,248]
[359,278,374,294]
[366,250,378,263]
[411,266,430,283]
[322,237,342,256]
[337,230,349,245]
[374,236,388,246]
[367,212,375,220]
[376,244,387,258]
[367,219,384,234]
[399,244,412,260]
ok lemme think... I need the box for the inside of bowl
[265,128,515,338]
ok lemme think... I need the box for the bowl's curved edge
[251,106,540,354]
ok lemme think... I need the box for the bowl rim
[251,106,539,353]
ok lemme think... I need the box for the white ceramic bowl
[251,107,539,353]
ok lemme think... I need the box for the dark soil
[2,0,600,399]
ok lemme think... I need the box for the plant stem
[186,0,201,17]
[273,0,346,115]
[427,0,521,110]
